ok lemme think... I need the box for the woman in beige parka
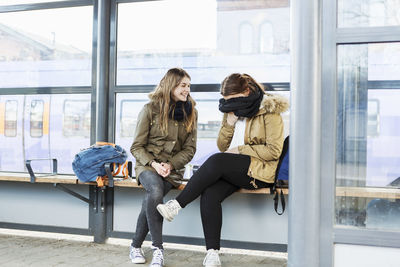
[129,68,197,267]
[157,73,289,267]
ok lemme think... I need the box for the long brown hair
[149,68,196,134]
[220,73,264,96]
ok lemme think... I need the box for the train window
[30,100,44,137]
[120,100,137,138]
[4,100,17,137]
[63,100,90,137]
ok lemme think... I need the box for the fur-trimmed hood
[261,93,289,114]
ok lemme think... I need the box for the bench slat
[1,173,400,199]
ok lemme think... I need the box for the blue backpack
[72,142,128,186]
[272,136,289,215]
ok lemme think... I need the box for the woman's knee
[139,171,164,196]
[204,153,226,168]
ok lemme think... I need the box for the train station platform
[0,229,287,267]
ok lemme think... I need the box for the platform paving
[0,232,287,267]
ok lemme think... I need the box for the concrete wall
[0,182,89,229]
[334,244,400,267]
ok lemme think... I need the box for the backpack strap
[273,182,286,215]
[272,136,289,215]
[111,161,129,179]
[95,141,116,147]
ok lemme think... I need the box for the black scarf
[218,87,264,118]
[169,100,192,121]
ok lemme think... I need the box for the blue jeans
[131,170,173,249]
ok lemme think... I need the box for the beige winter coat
[217,93,289,184]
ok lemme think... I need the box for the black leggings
[176,153,272,250]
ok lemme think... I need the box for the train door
[0,95,25,172]
[49,95,91,174]
[23,95,51,173]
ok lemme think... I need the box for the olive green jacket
[131,102,197,187]
[217,93,289,184]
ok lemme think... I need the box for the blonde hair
[149,68,196,134]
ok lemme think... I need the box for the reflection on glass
[336,43,400,231]
[117,0,290,85]
[0,6,92,87]
[338,0,400,27]
[5,100,17,137]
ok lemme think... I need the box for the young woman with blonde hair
[157,73,289,267]
[129,68,197,266]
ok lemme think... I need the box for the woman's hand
[225,146,239,154]
[151,161,170,177]
[161,162,173,176]
[226,112,238,126]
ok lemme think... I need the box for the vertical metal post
[93,0,111,244]
[96,0,110,143]
[288,0,322,266]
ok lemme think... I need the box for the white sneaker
[203,249,221,267]
[129,246,146,264]
[150,248,164,267]
[156,199,181,222]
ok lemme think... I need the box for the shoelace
[151,249,163,266]
[132,248,143,258]
[167,201,180,215]
[203,250,220,265]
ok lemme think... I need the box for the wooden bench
[2,172,400,199]
[0,172,284,194]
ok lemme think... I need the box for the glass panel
[336,43,400,231]
[239,23,253,54]
[51,94,91,174]
[0,6,92,87]
[63,100,90,137]
[5,100,18,137]
[115,90,290,178]
[30,99,44,137]
[0,1,66,5]
[338,0,400,27]
[0,94,91,173]
[260,22,274,54]
[117,0,290,85]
